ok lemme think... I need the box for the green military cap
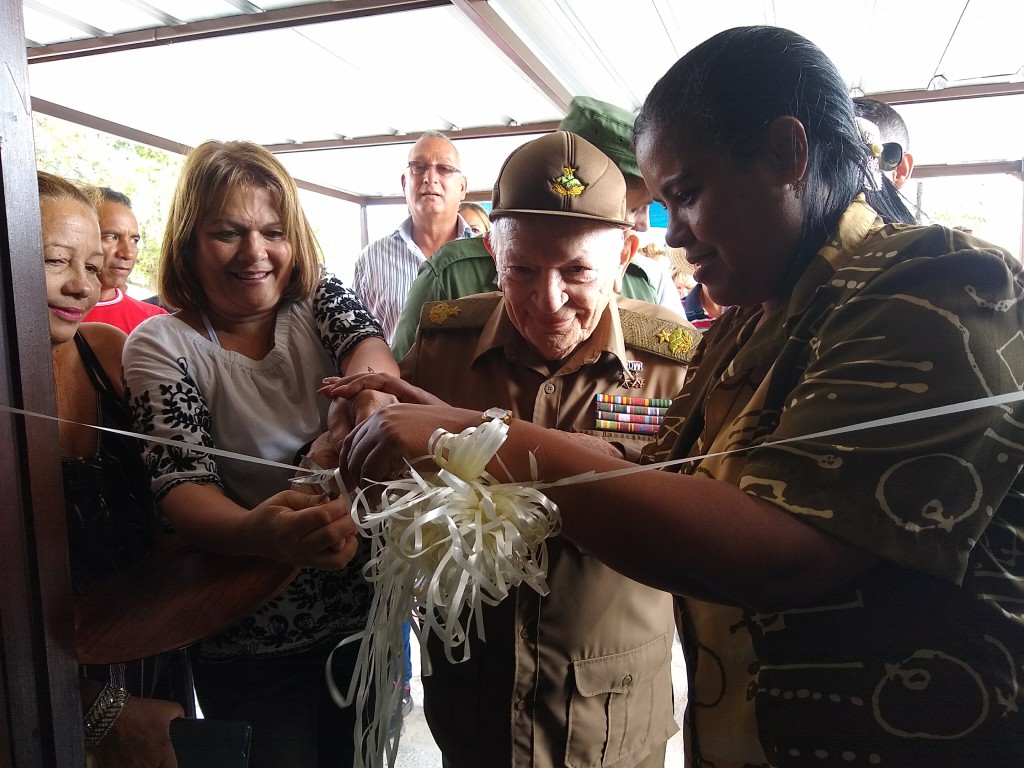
[558,96,641,180]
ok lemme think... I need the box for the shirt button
[519,627,530,639]
[515,699,527,710]
[543,382,556,394]
[621,674,633,686]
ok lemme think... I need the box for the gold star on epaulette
[428,302,463,325]
[657,327,697,356]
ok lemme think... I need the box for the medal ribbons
[596,402,666,416]
[596,394,673,407]
[595,393,671,435]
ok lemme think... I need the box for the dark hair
[852,97,910,150]
[635,26,913,283]
[99,187,133,208]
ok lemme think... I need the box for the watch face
[483,407,511,423]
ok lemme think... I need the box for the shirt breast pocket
[566,633,674,767]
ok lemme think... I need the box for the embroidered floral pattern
[128,357,220,499]
[314,275,384,366]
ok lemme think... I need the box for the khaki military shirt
[401,292,699,768]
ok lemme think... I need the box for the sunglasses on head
[879,142,904,172]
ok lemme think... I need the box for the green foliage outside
[32,113,183,293]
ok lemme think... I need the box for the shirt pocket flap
[572,633,671,697]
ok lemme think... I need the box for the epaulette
[618,306,701,363]
[418,293,501,332]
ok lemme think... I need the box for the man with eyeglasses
[352,131,475,342]
[84,187,167,333]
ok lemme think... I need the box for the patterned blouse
[124,275,383,661]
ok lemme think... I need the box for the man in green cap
[390,96,681,361]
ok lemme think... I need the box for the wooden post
[0,0,86,765]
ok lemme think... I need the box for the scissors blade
[291,456,340,497]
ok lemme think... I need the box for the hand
[243,490,359,569]
[299,432,340,483]
[90,696,183,768]
[342,403,478,484]
[325,391,400,452]
[322,372,441,450]
[319,372,446,407]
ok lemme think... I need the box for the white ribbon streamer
[0,404,299,472]
[326,418,558,768]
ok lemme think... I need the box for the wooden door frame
[1,0,86,765]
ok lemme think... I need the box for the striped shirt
[352,215,475,343]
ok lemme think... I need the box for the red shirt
[85,289,167,334]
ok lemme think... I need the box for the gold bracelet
[83,683,130,749]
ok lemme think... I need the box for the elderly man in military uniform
[326,130,698,768]
[389,95,685,363]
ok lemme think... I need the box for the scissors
[290,456,347,506]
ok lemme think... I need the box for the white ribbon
[326,418,558,768]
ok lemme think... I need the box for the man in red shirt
[85,188,166,333]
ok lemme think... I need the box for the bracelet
[83,683,131,749]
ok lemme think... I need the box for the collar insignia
[656,327,697,356]
[428,301,463,325]
[551,167,586,197]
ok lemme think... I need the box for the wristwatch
[481,407,513,424]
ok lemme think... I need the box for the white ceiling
[22,0,1024,203]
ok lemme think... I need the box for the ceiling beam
[26,0,448,63]
[32,98,190,155]
[448,0,573,113]
[31,98,367,205]
[913,160,1024,179]
[867,81,1024,105]
[265,120,561,153]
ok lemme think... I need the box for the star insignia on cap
[551,166,586,197]
[428,302,463,325]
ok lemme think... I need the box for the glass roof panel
[21,0,1024,202]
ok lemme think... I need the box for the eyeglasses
[407,161,461,177]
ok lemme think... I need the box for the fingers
[264,491,355,540]
[307,533,360,570]
[341,407,418,483]
[319,372,445,407]
[317,371,392,399]
[296,509,357,553]
[350,389,397,426]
